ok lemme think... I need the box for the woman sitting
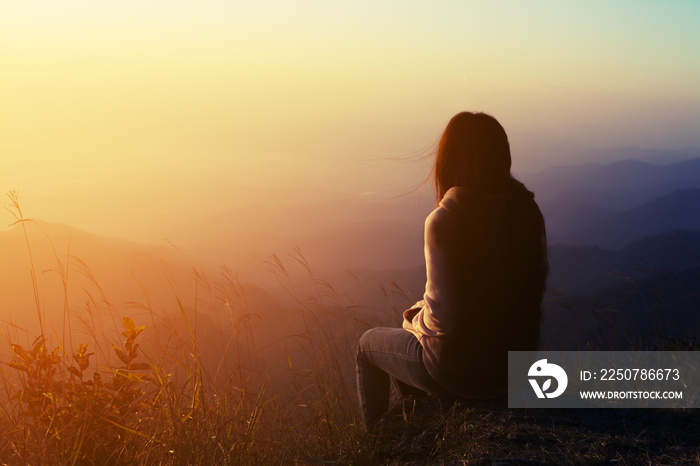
[355,111,548,431]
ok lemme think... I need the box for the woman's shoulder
[426,187,507,241]
[436,187,506,219]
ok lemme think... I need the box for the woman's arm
[402,300,424,324]
[403,207,457,338]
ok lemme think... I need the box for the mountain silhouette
[526,157,700,210]
[548,229,700,295]
[565,189,700,249]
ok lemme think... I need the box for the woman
[355,112,548,431]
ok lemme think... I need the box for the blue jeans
[355,327,444,431]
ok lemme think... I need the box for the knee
[356,328,371,362]
[356,327,381,363]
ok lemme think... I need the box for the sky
[1,0,699,245]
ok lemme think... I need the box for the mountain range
[1,155,699,357]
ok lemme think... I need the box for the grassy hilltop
[1,191,699,464]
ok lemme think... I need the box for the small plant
[6,317,154,464]
[106,317,152,416]
[9,337,62,419]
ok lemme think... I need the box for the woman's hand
[403,300,424,321]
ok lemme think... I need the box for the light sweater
[402,186,542,399]
[403,186,506,339]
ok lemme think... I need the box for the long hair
[435,112,548,329]
[434,112,513,200]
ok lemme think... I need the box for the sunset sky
[1,1,699,245]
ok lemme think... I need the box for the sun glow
[1,1,698,245]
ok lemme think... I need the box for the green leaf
[68,367,83,378]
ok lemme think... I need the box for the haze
[1,0,699,255]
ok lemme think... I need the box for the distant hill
[0,220,383,393]
[542,266,700,351]
[547,229,700,295]
[513,139,700,174]
[0,221,291,364]
[537,199,616,244]
[169,195,430,280]
[564,189,700,249]
[524,157,700,211]
[0,221,192,346]
[520,158,700,247]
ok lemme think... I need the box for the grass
[339,396,700,465]
[0,192,376,464]
[1,192,699,465]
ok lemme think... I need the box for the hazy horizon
[2,1,699,249]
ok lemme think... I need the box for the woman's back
[407,183,546,399]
